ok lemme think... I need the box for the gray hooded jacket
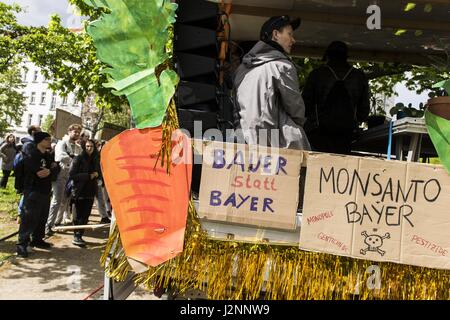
[234,41,310,150]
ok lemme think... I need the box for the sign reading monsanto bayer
[300,153,450,270]
[198,142,303,230]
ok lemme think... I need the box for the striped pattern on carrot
[101,127,192,267]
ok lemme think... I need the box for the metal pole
[103,210,116,300]
[387,120,393,160]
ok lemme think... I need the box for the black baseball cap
[260,15,301,42]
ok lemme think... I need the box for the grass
[429,158,442,165]
[421,158,443,165]
[0,252,13,266]
[0,176,20,219]
[0,175,20,266]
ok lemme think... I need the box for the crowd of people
[0,124,111,258]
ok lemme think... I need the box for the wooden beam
[0,231,18,242]
[53,223,110,231]
[290,46,432,65]
[294,46,430,65]
[398,0,450,4]
[231,4,450,32]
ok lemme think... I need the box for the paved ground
[0,208,157,300]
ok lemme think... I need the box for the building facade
[10,60,82,141]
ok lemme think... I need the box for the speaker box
[190,163,202,196]
[177,108,218,136]
[176,0,218,29]
[175,0,220,196]
[176,52,218,80]
[177,81,217,107]
[174,24,217,53]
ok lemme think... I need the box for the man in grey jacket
[234,15,310,150]
[45,124,82,236]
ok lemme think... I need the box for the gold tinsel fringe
[100,222,131,282]
[101,202,450,300]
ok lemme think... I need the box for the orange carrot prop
[101,127,192,267]
[84,1,191,268]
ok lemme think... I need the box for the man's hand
[37,168,50,178]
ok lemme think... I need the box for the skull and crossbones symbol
[360,231,390,256]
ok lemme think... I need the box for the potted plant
[425,79,450,174]
[427,79,450,114]
[389,102,425,119]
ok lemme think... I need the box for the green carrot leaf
[84,0,179,128]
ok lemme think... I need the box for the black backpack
[13,152,25,194]
[318,66,357,132]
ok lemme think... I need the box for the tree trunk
[91,106,105,137]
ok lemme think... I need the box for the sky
[394,83,429,108]
[3,0,83,28]
[3,0,428,108]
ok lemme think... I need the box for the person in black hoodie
[302,41,370,154]
[15,125,42,218]
[69,139,100,246]
[17,132,58,258]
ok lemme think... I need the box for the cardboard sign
[300,153,450,270]
[54,108,82,140]
[198,141,303,230]
[99,122,126,141]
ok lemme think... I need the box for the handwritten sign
[198,142,303,230]
[300,153,450,270]
[54,108,82,140]
[99,122,126,141]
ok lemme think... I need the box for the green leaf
[414,30,423,36]
[389,106,400,117]
[424,4,433,13]
[83,0,109,9]
[84,0,179,128]
[432,80,450,95]
[426,110,450,175]
[0,64,26,137]
[394,29,407,36]
[404,3,416,11]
